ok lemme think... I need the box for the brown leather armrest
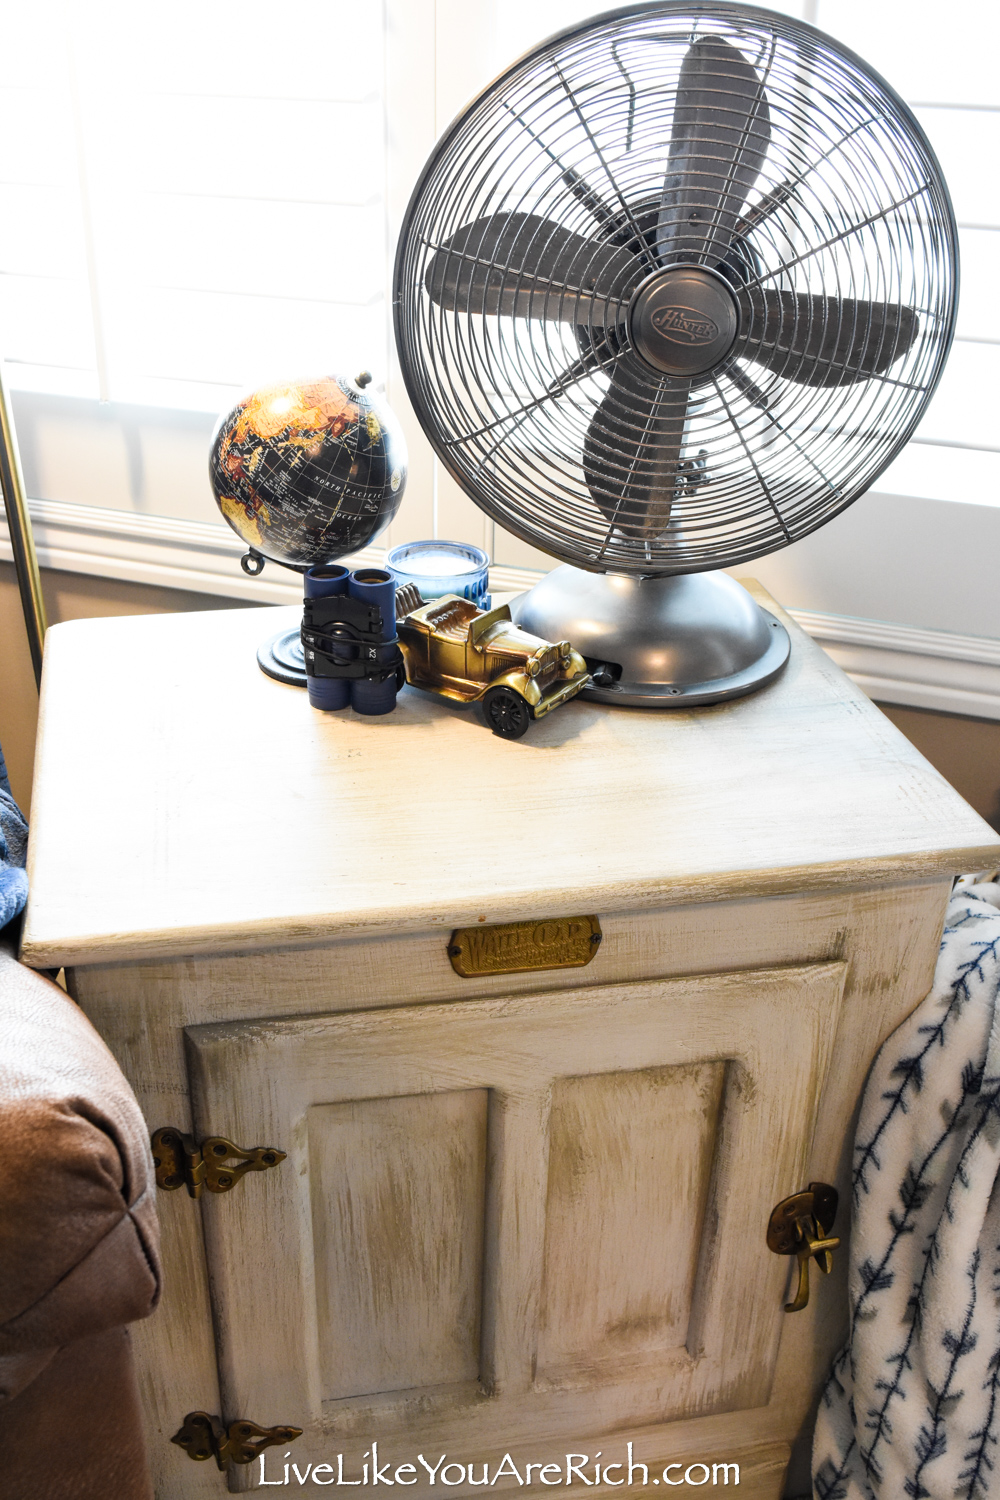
[0,940,160,1390]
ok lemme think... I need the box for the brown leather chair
[0,937,161,1500]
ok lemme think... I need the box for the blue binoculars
[301,566,404,716]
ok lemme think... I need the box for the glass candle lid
[386,539,490,606]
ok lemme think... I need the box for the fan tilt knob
[628,266,739,377]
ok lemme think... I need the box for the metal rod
[0,364,47,687]
[502,103,616,229]
[740,185,931,292]
[446,351,623,445]
[713,376,791,542]
[552,62,657,274]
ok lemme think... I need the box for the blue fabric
[0,741,28,929]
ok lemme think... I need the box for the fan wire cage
[393,0,958,579]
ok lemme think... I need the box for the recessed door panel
[310,1090,487,1401]
[538,1061,725,1381]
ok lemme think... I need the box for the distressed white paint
[21,592,999,1497]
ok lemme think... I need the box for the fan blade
[737,291,919,386]
[656,36,771,266]
[425,213,640,325]
[583,360,691,539]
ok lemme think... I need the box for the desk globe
[209,372,407,574]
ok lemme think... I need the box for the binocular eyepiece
[301,566,403,716]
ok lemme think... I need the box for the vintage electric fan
[393,1,957,704]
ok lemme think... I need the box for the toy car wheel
[483,686,532,739]
[396,665,407,691]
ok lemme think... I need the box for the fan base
[511,567,790,707]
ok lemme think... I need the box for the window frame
[1,0,998,719]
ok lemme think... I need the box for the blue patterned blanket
[0,742,28,931]
[814,874,1000,1500]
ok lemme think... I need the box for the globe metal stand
[257,628,307,687]
[511,568,789,707]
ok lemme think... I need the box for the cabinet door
[186,964,844,1484]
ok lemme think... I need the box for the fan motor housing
[628,265,739,377]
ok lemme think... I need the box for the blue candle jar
[386,539,490,610]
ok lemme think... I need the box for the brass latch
[152,1128,286,1199]
[172,1411,302,1471]
[767,1180,840,1313]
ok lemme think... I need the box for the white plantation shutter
[818,1,1000,510]
[0,0,995,570]
[0,0,388,409]
[0,0,403,538]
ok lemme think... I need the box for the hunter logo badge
[651,305,720,345]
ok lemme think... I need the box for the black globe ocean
[209,374,408,570]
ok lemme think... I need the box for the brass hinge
[152,1127,286,1199]
[172,1411,302,1471]
[767,1180,841,1313]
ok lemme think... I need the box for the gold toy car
[396,591,590,739]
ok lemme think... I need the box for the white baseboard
[1,497,312,605]
[3,498,1000,721]
[788,609,1000,720]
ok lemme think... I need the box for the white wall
[738,490,1000,638]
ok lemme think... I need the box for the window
[0,0,390,532]
[0,1,996,631]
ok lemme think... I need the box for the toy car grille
[488,652,523,673]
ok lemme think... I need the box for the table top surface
[21,583,1000,968]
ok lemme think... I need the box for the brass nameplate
[448,915,601,978]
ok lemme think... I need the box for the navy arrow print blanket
[814,873,1000,1500]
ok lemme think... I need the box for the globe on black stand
[208,371,408,692]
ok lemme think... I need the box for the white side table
[23,586,1000,1497]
